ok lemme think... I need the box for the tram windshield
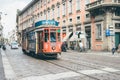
[45,33,49,42]
[50,32,56,42]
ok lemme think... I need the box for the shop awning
[62,32,72,42]
[69,31,81,41]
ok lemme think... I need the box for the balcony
[86,0,120,11]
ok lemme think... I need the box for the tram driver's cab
[37,28,61,54]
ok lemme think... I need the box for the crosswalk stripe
[79,69,107,75]
[19,67,120,80]
[19,72,80,80]
[102,67,120,72]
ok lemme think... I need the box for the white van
[11,42,19,49]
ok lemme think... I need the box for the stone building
[16,0,120,51]
[0,14,3,46]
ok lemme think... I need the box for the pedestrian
[79,40,83,52]
[64,41,68,49]
[117,44,120,53]
[61,42,67,52]
[111,41,115,55]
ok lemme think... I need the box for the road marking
[79,69,107,75]
[1,50,17,80]
[1,49,120,80]
[102,67,120,72]
[19,67,120,80]
[19,72,80,80]
[87,52,120,57]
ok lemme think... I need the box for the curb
[1,49,17,80]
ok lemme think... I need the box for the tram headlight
[52,46,56,50]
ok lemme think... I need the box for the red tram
[22,20,61,58]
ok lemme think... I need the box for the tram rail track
[43,59,100,80]
[60,58,120,75]
[42,58,120,80]
[63,51,120,69]
[62,53,120,75]
[24,50,120,79]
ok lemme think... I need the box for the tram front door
[38,31,43,52]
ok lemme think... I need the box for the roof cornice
[18,0,39,16]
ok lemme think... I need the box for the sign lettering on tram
[35,20,59,27]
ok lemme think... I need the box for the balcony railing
[86,0,104,9]
[86,0,120,11]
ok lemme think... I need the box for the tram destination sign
[35,20,59,27]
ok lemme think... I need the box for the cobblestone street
[1,46,120,80]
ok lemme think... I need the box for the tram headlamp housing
[52,46,56,50]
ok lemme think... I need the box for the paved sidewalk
[67,49,120,57]
[0,49,5,80]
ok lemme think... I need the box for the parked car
[11,42,19,49]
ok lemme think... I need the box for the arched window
[76,0,80,11]
[68,0,72,14]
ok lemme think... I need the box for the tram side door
[39,31,43,52]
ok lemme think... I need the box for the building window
[63,20,66,25]
[96,24,102,40]
[85,0,90,4]
[62,3,66,16]
[86,14,90,18]
[68,0,72,14]
[76,25,81,31]
[112,0,120,3]
[44,10,46,20]
[62,26,66,32]
[69,18,72,22]
[41,0,43,7]
[115,10,120,16]
[41,12,43,20]
[76,0,80,11]
[69,26,73,32]
[52,8,54,19]
[47,9,50,20]
[48,0,50,3]
[44,0,46,5]
[57,6,60,18]
[77,16,80,21]
[115,23,120,29]
[37,13,40,19]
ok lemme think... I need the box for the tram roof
[36,25,60,28]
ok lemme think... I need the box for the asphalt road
[1,46,120,80]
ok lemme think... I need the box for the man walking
[112,41,115,55]
[79,40,83,52]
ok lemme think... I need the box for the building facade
[16,0,120,51]
[0,14,3,46]
[8,30,17,44]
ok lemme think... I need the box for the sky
[0,0,32,38]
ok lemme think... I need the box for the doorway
[115,32,120,48]
[85,26,91,49]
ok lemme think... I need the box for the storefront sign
[106,29,110,36]
[106,29,114,36]
[35,20,59,27]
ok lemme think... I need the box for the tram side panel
[22,30,27,52]
[22,27,62,58]
[27,32,36,53]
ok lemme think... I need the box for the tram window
[45,33,49,42]
[58,33,61,41]
[50,32,56,42]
